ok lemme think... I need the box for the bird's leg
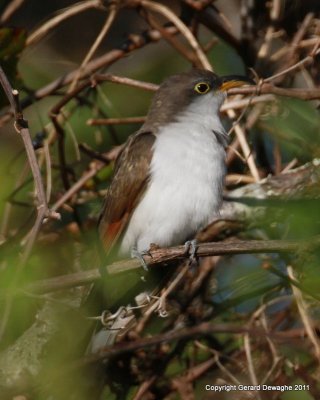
[131,246,151,271]
[184,239,199,265]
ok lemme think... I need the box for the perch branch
[24,238,309,294]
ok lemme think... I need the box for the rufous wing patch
[98,131,155,255]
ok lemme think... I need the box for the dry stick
[195,342,242,385]
[26,0,103,46]
[2,17,315,126]
[42,73,155,192]
[94,73,158,91]
[228,82,320,101]
[0,66,58,257]
[226,138,244,165]
[144,10,199,66]
[226,174,256,185]
[78,322,296,365]
[51,113,71,190]
[140,0,211,70]
[264,47,320,84]
[0,161,30,239]
[227,108,261,182]
[257,0,281,60]
[244,333,262,400]
[87,116,146,125]
[87,92,275,126]
[222,94,275,112]
[133,376,157,400]
[287,266,320,363]
[50,145,123,213]
[0,0,25,23]
[135,262,191,334]
[271,37,320,62]
[230,43,320,100]
[68,3,118,92]
[22,25,178,107]
[24,239,306,294]
[272,12,314,85]
[47,75,127,190]
[43,140,52,203]
[0,66,59,340]
[249,297,286,384]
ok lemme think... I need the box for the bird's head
[144,69,254,130]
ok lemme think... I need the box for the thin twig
[244,333,262,400]
[143,10,199,66]
[287,265,320,363]
[0,0,25,23]
[0,65,59,251]
[228,81,320,101]
[0,65,59,340]
[264,47,320,83]
[227,108,261,182]
[68,3,118,91]
[78,322,299,366]
[50,145,123,213]
[141,0,211,70]
[26,0,104,46]
[87,116,146,125]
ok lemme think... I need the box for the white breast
[120,95,227,254]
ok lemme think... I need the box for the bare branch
[25,238,308,294]
[78,322,301,365]
[141,0,211,70]
[0,0,25,23]
[26,0,104,46]
[87,116,146,126]
[0,65,59,256]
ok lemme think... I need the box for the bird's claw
[131,247,150,271]
[184,239,198,264]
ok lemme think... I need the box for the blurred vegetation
[0,1,320,399]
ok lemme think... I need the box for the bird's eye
[194,82,211,94]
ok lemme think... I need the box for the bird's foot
[184,239,199,265]
[131,247,150,271]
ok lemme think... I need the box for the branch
[87,116,146,126]
[18,25,178,110]
[0,65,59,262]
[26,0,104,46]
[78,321,296,365]
[0,0,25,23]
[24,238,309,294]
[0,65,60,340]
[229,82,320,101]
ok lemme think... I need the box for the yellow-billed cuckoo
[98,69,252,259]
[86,69,253,354]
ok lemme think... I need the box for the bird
[82,69,253,394]
[84,68,253,357]
[98,69,253,261]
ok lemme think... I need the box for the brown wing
[98,131,156,254]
